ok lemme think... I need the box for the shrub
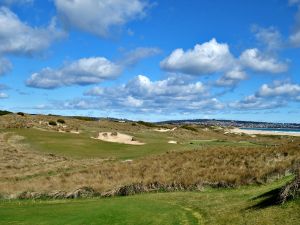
[57,119,65,124]
[137,121,157,127]
[49,121,57,126]
[17,112,25,116]
[181,125,198,132]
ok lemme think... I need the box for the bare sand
[230,128,300,137]
[92,132,145,145]
[168,140,177,144]
[153,127,177,132]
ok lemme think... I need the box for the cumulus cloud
[0,57,12,75]
[229,95,285,110]
[216,67,247,87]
[239,48,288,73]
[54,0,148,37]
[160,38,234,75]
[0,7,65,56]
[26,57,122,89]
[230,80,300,110]
[82,74,224,113]
[257,81,300,97]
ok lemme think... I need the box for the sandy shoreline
[230,128,300,137]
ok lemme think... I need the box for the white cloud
[229,95,285,110]
[26,57,122,89]
[54,0,148,37]
[124,96,143,107]
[289,31,300,46]
[216,67,247,87]
[120,47,161,66]
[160,38,234,75]
[0,7,65,56]
[230,81,300,110]
[252,26,283,50]
[257,81,300,97]
[288,0,300,47]
[239,48,288,73]
[0,92,8,98]
[289,0,300,6]
[82,75,222,113]
[0,57,12,75]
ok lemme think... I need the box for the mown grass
[6,128,192,159]
[0,177,299,225]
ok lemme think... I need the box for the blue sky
[0,0,300,122]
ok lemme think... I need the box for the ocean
[241,128,300,133]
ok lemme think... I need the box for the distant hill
[0,110,12,116]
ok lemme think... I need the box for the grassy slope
[4,128,267,160]
[7,128,185,159]
[1,178,299,225]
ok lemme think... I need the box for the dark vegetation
[181,125,198,132]
[57,119,65,124]
[0,110,12,116]
[48,121,57,126]
[17,112,25,116]
[137,121,157,127]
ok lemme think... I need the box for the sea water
[241,128,300,133]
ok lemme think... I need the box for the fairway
[4,128,193,159]
[0,178,299,225]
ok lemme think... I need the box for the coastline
[230,128,300,137]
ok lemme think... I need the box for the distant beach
[231,128,300,137]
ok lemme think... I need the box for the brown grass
[1,127,299,198]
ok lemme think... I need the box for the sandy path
[230,128,300,137]
[92,132,145,145]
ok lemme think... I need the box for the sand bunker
[154,127,177,132]
[92,132,145,145]
[168,140,177,144]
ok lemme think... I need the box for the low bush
[17,112,25,116]
[57,119,65,124]
[49,121,57,126]
[181,125,198,132]
[137,121,157,127]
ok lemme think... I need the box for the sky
[0,0,300,122]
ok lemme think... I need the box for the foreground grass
[1,178,299,225]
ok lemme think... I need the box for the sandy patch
[168,140,177,144]
[230,128,300,137]
[70,130,80,134]
[154,127,177,132]
[92,132,145,145]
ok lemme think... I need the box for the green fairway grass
[0,177,299,225]
[4,128,193,159]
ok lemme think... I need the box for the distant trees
[17,112,25,116]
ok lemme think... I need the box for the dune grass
[0,177,299,225]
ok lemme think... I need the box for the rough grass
[0,178,299,225]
